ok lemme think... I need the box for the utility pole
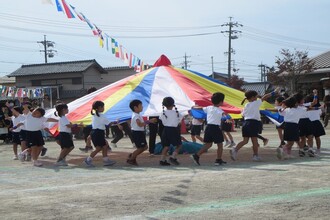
[211,56,214,78]
[258,63,268,95]
[38,35,56,63]
[181,53,191,69]
[221,17,243,79]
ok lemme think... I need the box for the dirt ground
[1,124,330,220]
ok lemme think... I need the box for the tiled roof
[7,59,106,77]
[242,82,272,94]
[209,71,228,79]
[104,66,134,71]
[311,51,330,69]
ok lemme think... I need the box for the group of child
[8,88,325,167]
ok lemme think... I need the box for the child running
[190,113,204,143]
[54,103,76,166]
[15,107,58,166]
[127,100,156,165]
[159,97,183,166]
[230,88,280,162]
[278,96,301,159]
[9,106,25,160]
[191,92,227,166]
[84,101,116,167]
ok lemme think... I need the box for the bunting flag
[129,53,133,67]
[55,0,63,12]
[61,0,75,18]
[51,1,147,71]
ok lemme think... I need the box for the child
[84,101,116,167]
[190,114,204,143]
[230,88,280,162]
[221,113,235,148]
[9,106,25,160]
[306,94,325,155]
[17,101,31,161]
[110,120,135,148]
[54,103,76,166]
[159,97,183,166]
[127,100,156,165]
[15,107,58,166]
[278,96,301,159]
[293,92,316,157]
[191,92,227,166]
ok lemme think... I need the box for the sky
[0,0,330,82]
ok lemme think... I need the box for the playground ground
[0,124,330,220]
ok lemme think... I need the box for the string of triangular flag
[0,86,45,99]
[53,0,148,72]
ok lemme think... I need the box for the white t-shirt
[307,109,322,121]
[192,118,203,126]
[131,112,144,131]
[59,116,71,133]
[92,113,110,130]
[160,110,183,127]
[280,108,301,124]
[12,115,25,132]
[203,106,224,125]
[22,112,47,131]
[297,105,309,119]
[242,99,262,121]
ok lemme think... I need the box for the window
[72,77,82,85]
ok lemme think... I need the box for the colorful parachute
[46,55,273,126]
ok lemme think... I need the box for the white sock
[87,156,93,162]
[172,152,178,159]
[103,157,109,161]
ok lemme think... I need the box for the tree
[225,74,244,90]
[268,49,315,93]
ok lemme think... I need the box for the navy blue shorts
[298,118,313,137]
[242,119,262,137]
[12,132,21,145]
[284,122,299,142]
[91,129,106,148]
[132,131,147,148]
[311,120,325,137]
[221,121,232,132]
[203,124,224,144]
[26,130,44,147]
[19,130,27,142]
[161,126,182,147]
[191,125,202,136]
[59,132,74,149]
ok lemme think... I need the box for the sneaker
[55,160,68,166]
[263,138,269,146]
[84,158,94,167]
[230,148,237,161]
[12,155,18,160]
[307,149,315,157]
[224,141,230,147]
[299,150,305,157]
[252,155,261,162]
[103,158,116,166]
[169,157,180,165]
[316,149,321,155]
[214,159,227,166]
[41,147,48,156]
[159,160,171,166]
[110,142,117,148]
[18,152,26,162]
[303,145,309,152]
[228,142,236,148]
[127,159,138,166]
[26,154,31,161]
[33,160,43,167]
[276,147,284,160]
[79,146,93,152]
[190,154,200,165]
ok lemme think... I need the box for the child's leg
[277,128,284,145]
[196,135,204,142]
[131,146,148,159]
[315,137,321,150]
[225,131,234,142]
[90,146,102,158]
[13,143,18,156]
[251,137,259,156]
[58,147,74,161]
[161,146,169,161]
[191,135,196,143]
[21,141,27,152]
[31,146,42,161]
[306,135,314,148]
[216,143,223,160]
[284,141,294,155]
[299,136,306,149]
[235,137,249,151]
[172,145,182,159]
[196,143,212,157]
